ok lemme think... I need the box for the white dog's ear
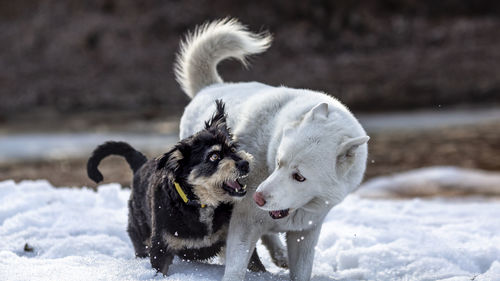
[336,136,369,175]
[338,136,369,157]
[305,103,329,122]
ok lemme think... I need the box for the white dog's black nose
[253,191,266,207]
[237,160,250,174]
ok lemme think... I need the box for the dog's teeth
[242,185,247,190]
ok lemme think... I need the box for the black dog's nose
[237,160,250,174]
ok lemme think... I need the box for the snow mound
[1,180,499,280]
[357,166,500,198]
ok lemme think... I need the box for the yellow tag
[173,182,189,204]
[174,181,206,208]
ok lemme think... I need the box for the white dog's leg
[222,217,261,281]
[261,233,288,268]
[286,225,322,281]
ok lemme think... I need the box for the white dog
[175,19,369,281]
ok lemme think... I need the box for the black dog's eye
[293,172,306,182]
[208,152,221,162]
[230,147,236,153]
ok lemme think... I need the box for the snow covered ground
[1,180,499,281]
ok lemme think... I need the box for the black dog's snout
[237,160,250,174]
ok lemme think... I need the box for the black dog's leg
[149,183,175,275]
[150,234,174,275]
[247,248,266,272]
[127,223,149,258]
[127,200,151,258]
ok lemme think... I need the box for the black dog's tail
[87,141,148,183]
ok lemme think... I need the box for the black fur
[87,141,147,183]
[86,100,265,275]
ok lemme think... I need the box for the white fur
[176,19,369,281]
[174,18,272,98]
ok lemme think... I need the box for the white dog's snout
[256,181,275,198]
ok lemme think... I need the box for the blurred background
[1,0,499,189]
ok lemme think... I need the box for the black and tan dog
[86,101,265,275]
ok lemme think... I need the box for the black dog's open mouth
[269,209,290,219]
[223,179,247,197]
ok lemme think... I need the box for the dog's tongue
[269,209,289,219]
[270,210,282,217]
[225,180,242,190]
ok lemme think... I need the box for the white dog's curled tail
[174,18,272,98]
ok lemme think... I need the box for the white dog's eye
[293,172,306,182]
[209,152,220,162]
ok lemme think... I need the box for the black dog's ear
[205,99,231,136]
[156,147,184,175]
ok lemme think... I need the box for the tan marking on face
[237,150,254,168]
[210,145,221,152]
[217,158,238,177]
[188,158,241,206]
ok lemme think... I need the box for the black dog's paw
[271,249,288,269]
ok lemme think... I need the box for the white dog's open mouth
[223,179,247,197]
[269,209,290,219]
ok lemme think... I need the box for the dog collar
[173,181,206,208]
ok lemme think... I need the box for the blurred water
[0,133,178,162]
[357,107,500,132]
[1,107,499,163]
